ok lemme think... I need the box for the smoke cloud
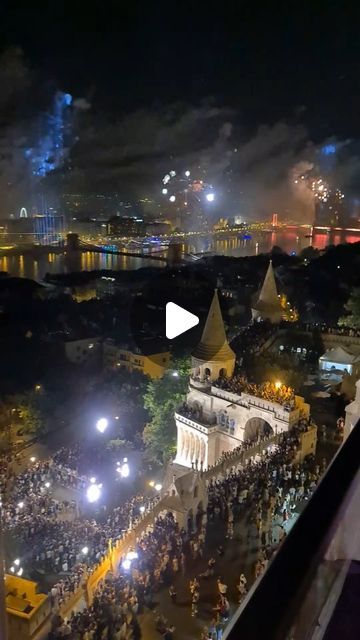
[0,53,360,224]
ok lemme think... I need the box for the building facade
[103,338,170,379]
[5,574,50,640]
[174,290,309,469]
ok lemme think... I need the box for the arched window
[229,418,235,435]
[219,367,227,378]
[194,486,198,498]
[204,367,211,377]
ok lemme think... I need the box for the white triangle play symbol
[166,302,199,339]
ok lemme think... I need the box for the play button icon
[166,302,199,339]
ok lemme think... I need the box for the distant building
[5,574,50,640]
[65,337,102,365]
[103,338,170,379]
[319,346,360,377]
[213,217,229,231]
[107,216,145,237]
[251,261,283,324]
[95,275,145,299]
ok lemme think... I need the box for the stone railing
[211,385,297,422]
[203,432,282,481]
[175,412,217,434]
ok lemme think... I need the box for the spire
[251,260,282,323]
[258,260,279,305]
[192,290,235,362]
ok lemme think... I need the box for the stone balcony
[211,385,299,424]
[175,410,217,435]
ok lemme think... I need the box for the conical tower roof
[258,260,279,305]
[192,290,235,362]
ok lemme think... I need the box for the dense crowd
[214,374,295,408]
[50,421,323,640]
[230,320,278,359]
[0,445,160,611]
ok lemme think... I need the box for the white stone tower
[174,290,235,469]
[191,289,235,382]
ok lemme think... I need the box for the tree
[143,357,190,462]
[339,288,360,329]
[14,392,45,434]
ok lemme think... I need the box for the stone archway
[244,417,274,442]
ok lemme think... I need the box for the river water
[1,227,359,280]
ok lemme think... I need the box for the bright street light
[86,484,101,503]
[18,502,24,509]
[90,477,96,484]
[155,483,162,491]
[274,381,282,390]
[14,559,20,567]
[96,418,108,433]
[81,546,89,555]
[139,506,145,513]
[44,482,51,488]
[117,458,130,478]
[122,559,131,570]
[206,192,215,202]
[30,456,36,463]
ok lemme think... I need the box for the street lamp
[81,546,89,555]
[96,418,108,433]
[121,458,129,478]
[9,558,23,576]
[30,456,36,463]
[155,483,162,492]
[86,484,101,503]
[275,381,282,390]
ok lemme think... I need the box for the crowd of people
[0,443,161,610]
[230,320,278,360]
[214,374,295,408]
[50,420,323,640]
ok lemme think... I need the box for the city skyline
[0,4,360,222]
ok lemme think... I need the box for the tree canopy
[339,288,360,329]
[143,357,190,462]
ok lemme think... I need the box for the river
[1,227,360,280]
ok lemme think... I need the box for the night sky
[1,1,359,136]
[1,1,360,217]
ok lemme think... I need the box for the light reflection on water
[0,228,359,280]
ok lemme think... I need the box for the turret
[251,260,282,323]
[191,289,235,382]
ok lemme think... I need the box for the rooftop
[192,289,235,362]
